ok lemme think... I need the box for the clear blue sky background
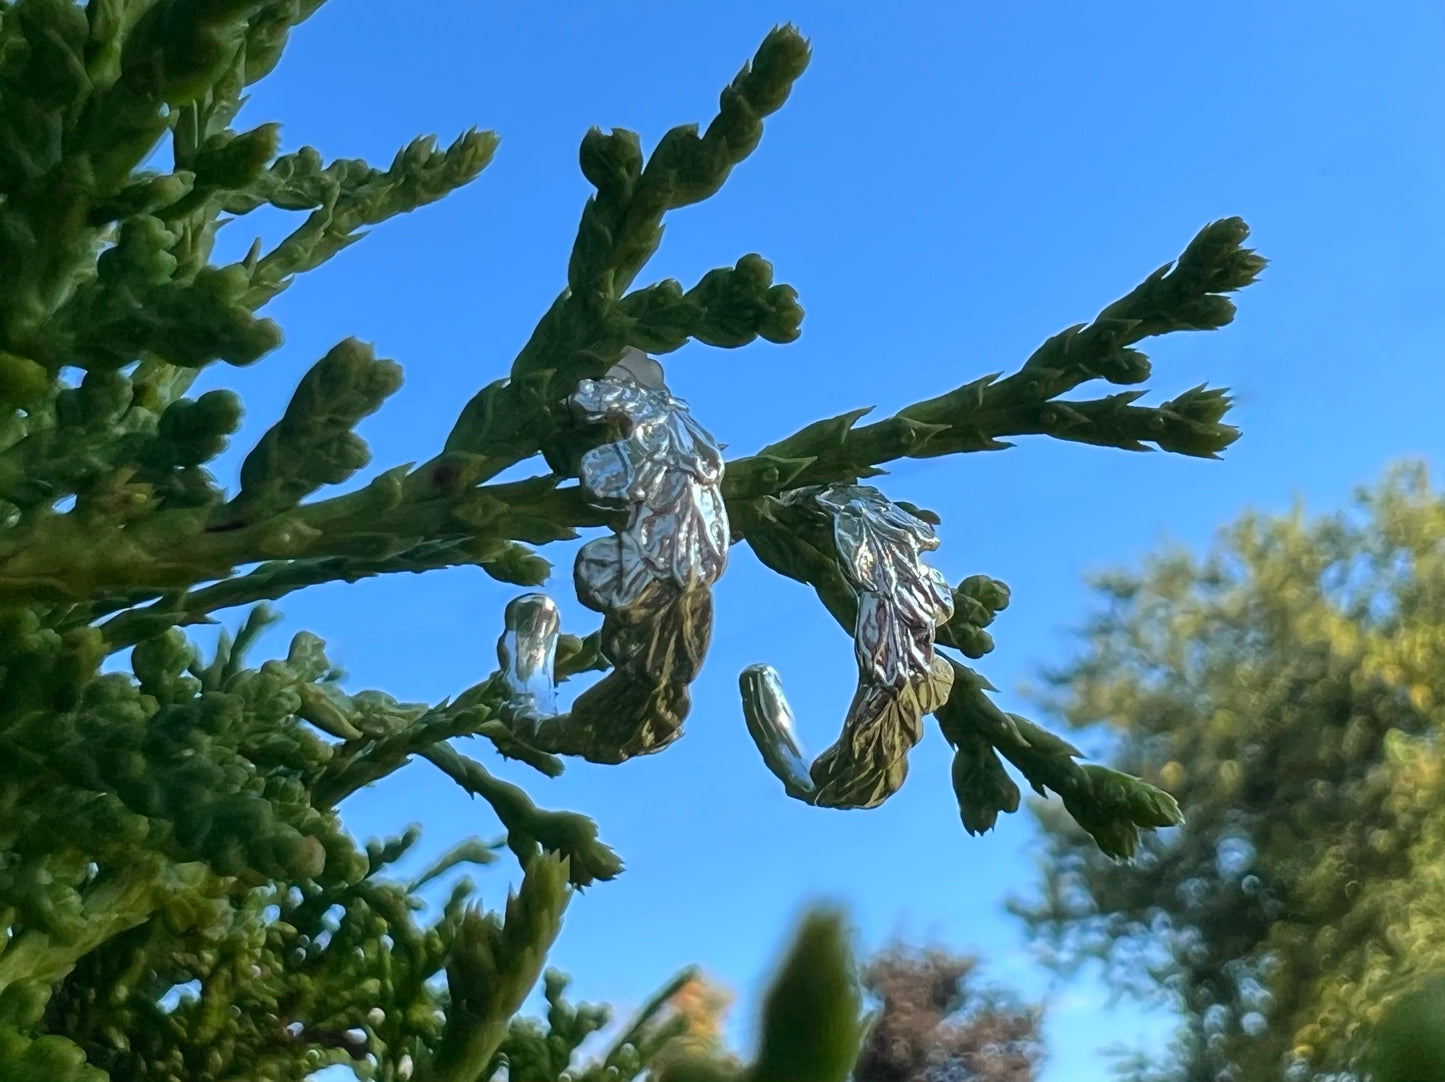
[189,3,1445,1079]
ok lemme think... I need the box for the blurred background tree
[854,943,1043,1082]
[615,937,1046,1082]
[1015,462,1445,1081]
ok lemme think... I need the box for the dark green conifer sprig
[725,218,1258,848]
[490,969,616,1081]
[935,661,1183,858]
[423,852,571,1082]
[735,501,1186,854]
[937,574,1011,660]
[421,744,623,888]
[727,217,1263,504]
[220,337,403,525]
[237,128,499,305]
[0,4,1259,1076]
[442,24,810,480]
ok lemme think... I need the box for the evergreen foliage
[1017,463,1445,1080]
[0,2,1263,1078]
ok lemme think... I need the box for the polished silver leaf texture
[493,349,729,764]
[742,484,956,808]
[570,347,729,615]
[739,663,815,799]
[806,485,954,687]
[496,592,560,731]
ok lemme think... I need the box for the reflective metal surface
[570,349,730,613]
[742,485,956,808]
[740,663,815,798]
[492,349,730,765]
[496,592,560,731]
[609,344,666,389]
[804,485,954,686]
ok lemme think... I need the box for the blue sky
[191,3,1445,1079]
